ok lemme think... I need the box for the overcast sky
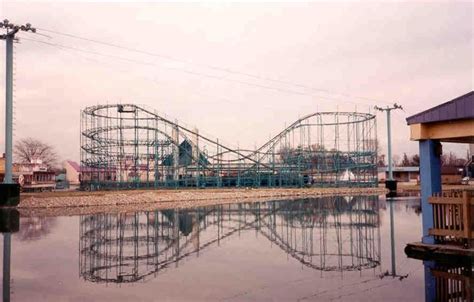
[0,1,472,163]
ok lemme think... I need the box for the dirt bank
[18,186,387,217]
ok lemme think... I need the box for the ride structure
[79,196,381,284]
[80,104,378,190]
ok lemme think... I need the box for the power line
[22,37,378,107]
[37,27,393,106]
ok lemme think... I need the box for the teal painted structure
[80,104,378,190]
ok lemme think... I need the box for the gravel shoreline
[18,187,387,217]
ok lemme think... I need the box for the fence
[429,190,474,247]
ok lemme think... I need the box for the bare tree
[374,140,387,167]
[400,153,411,166]
[392,155,401,167]
[410,154,420,166]
[377,154,386,167]
[14,137,59,168]
[441,152,467,167]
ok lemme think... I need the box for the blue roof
[377,166,419,173]
[406,91,474,125]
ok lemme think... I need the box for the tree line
[378,151,469,167]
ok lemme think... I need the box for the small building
[0,156,56,191]
[63,160,81,185]
[378,166,419,182]
[440,166,464,184]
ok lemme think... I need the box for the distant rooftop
[65,160,148,172]
[378,166,419,173]
[406,91,474,125]
[66,160,81,172]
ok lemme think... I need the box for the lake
[1,195,427,301]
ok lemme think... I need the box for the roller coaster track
[81,104,378,188]
[82,104,274,172]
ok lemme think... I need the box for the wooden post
[462,190,471,246]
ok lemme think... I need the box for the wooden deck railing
[429,190,474,246]
[432,265,473,302]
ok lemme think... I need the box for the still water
[1,195,426,301]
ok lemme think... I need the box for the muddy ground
[18,186,388,217]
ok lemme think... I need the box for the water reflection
[79,196,381,284]
[0,208,20,302]
[424,259,473,301]
[5,195,470,300]
[18,217,57,241]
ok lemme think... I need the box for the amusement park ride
[80,104,378,190]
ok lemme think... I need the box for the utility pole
[375,103,403,193]
[0,19,36,184]
[0,19,35,302]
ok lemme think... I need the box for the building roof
[377,166,465,175]
[66,160,81,172]
[406,91,474,125]
[378,166,419,173]
[66,160,150,173]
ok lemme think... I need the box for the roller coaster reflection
[79,196,381,284]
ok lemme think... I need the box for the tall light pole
[375,103,403,193]
[1,19,35,302]
[1,20,36,184]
